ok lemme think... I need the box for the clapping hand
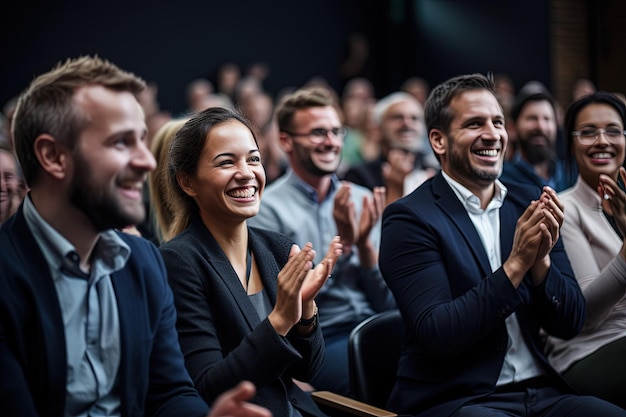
[505,187,564,286]
[301,236,343,302]
[599,167,626,238]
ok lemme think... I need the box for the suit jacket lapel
[10,209,67,410]
[432,174,493,277]
[189,217,261,329]
[499,198,517,262]
[248,228,279,305]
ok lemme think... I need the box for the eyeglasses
[283,127,347,144]
[572,127,626,145]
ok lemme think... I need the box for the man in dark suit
[378,73,626,417]
[0,55,270,417]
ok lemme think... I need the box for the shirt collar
[286,169,340,203]
[23,195,131,278]
[441,171,507,214]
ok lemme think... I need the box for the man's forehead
[451,90,502,116]
[294,106,339,123]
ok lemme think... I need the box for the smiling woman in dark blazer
[158,107,342,417]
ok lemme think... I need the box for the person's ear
[429,129,446,159]
[176,172,197,197]
[33,134,69,180]
[279,131,293,153]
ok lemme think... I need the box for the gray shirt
[23,196,129,416]
[248,170,396,336]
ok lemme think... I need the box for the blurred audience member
[339,77,378,173]
[1,97,18,149]
[494,73,518,160]
[571,78,597,102]
[501,86,574,192]
[215,62,241,105]
[239,91,287,185]
[343,91,438,206]
[0,144,23,223]
[185,78,215,113]
[401,76,430,107]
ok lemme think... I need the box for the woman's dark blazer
[159,215,327,417]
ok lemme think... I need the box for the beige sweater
[546,176,626,372]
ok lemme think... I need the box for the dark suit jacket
[0,205,208,417]
[379,173,584,417]
[159,216,326,417]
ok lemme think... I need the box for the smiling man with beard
[378,72,626,417]
[0,55,271,417]
[500,89,574,192]
[248,87,396,397]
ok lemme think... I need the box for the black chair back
[348,309,405,408]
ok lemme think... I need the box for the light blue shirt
[249,170,396,336]
[23,195,129,416]
[442,172,545,385]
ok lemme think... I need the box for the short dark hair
[424,73,498,135]
[510,91,555,123]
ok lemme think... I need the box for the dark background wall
[0,0,563,115]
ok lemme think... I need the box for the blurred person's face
[218,66,240,94]
[515,100,557,165]
[380,100,425,153]
[68,85,156,231]
[342,97,371,128]
[405,83,429,106]
[571,103,625,189]
[282,106,344,178]
[180,120,265,224]
[0,149,19,219]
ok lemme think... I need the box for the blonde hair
[148,117,189,243]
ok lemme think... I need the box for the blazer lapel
[248,228,279,306]
[432,174,493,277]
[10,209,67,410]
[189,218,261,329]
[499,198,517,262]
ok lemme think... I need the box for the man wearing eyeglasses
[248,87,396,397]
[500,88,575,192]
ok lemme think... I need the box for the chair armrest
[311,391,398,417]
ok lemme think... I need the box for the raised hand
[207,380,272,417]
[301,236,343,303]
[333,182,358,248]
[535,186,564,259]
[357,186,385,247]
[268,243,316,335]
[504,199,549,287]
[599,167,626,238]
[382,148,416,205]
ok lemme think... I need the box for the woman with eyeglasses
[545,91,626,409]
